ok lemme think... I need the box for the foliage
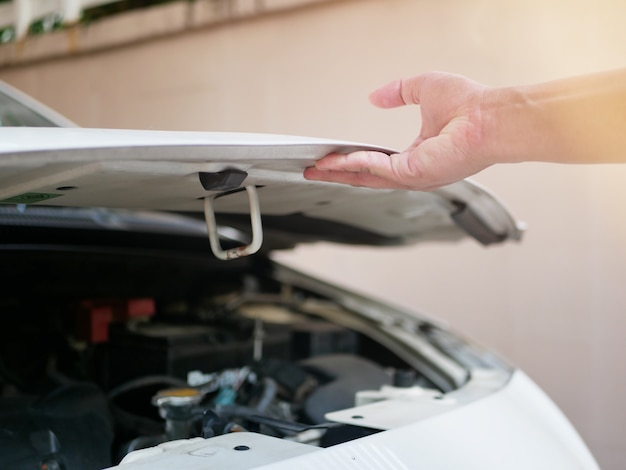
[1,0,189,43]
[81,0,183,24]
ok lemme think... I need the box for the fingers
[311,150,394,174]
[303,151,394,189]
[303,166,409,190]
[304,137,475,191]
[304,151,417,190]
[369,76,424,108]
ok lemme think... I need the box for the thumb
[369,76,423,109]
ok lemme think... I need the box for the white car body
[0,84,598,469]
[113,372,597,469]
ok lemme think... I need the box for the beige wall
[2,0,626,467]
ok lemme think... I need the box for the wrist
[480,85,541,166]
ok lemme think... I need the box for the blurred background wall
[1,0,626,467]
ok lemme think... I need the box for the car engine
[0,249,430,469]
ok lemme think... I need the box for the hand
[304,72,495,191]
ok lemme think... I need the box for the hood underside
[0,127,523,250]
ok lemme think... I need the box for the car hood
[0,127,523,252]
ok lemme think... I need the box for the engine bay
[0,248,438,469]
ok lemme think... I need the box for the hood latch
[203,185,263,260]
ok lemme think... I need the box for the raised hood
[0,127,523,252]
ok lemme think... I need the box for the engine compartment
[0,249,437,469]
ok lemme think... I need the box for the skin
[303,70,626,191]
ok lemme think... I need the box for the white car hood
[0,127,523,249]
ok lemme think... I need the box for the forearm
[483,70,626,165]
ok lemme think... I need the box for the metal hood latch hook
[203,185,263,260]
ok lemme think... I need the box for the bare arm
[488,69,626,164]
[304,70,626,191]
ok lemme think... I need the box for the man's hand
[305,69,626,191]
[304,72,494,191]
